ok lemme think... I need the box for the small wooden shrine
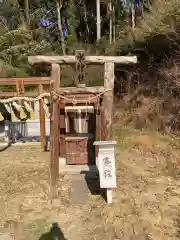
[28,52,137,196]
[0,77,51,149]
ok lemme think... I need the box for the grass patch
[1,131,180,239]
[24,219,50,239]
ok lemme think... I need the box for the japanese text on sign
[103,157,113,178]
[98,150,117,189]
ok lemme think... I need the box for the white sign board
[94,141,117,189]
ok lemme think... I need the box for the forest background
[0,0,180,133]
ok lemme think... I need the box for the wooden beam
[56,86,106,94]
[100,62,115,204]
[59,101,66,160]
[39,84,46,152]
[28,55,137,65]
[0,92,18,97]
[0,77,50,85]
[101,62,115,140]
[0,91,40,97]
[50,63,60,199]
[95,104,101,159]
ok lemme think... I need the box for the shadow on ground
[39,223,67,240]
[0,141,12,152]
[81,165,107,202]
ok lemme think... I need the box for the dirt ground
[1,129,180,240]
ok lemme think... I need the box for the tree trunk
[25,0,30,26]
[131,3,135,30]
[96,0,101,41]
[109,0,112,44]
[15,0,26,29]
[113,3,115,43]
[56,0,66,55]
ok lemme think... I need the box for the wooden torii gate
[28,54,137,198]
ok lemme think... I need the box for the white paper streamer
[24,101,33,112]
[4,103,11,113]
[44,97,49,105]
[12,101,21,112]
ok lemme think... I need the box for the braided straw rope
[52,89,111,104]
[0,92,50,104]
[0,89,111,104]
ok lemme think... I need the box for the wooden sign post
[94,140,117,204]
